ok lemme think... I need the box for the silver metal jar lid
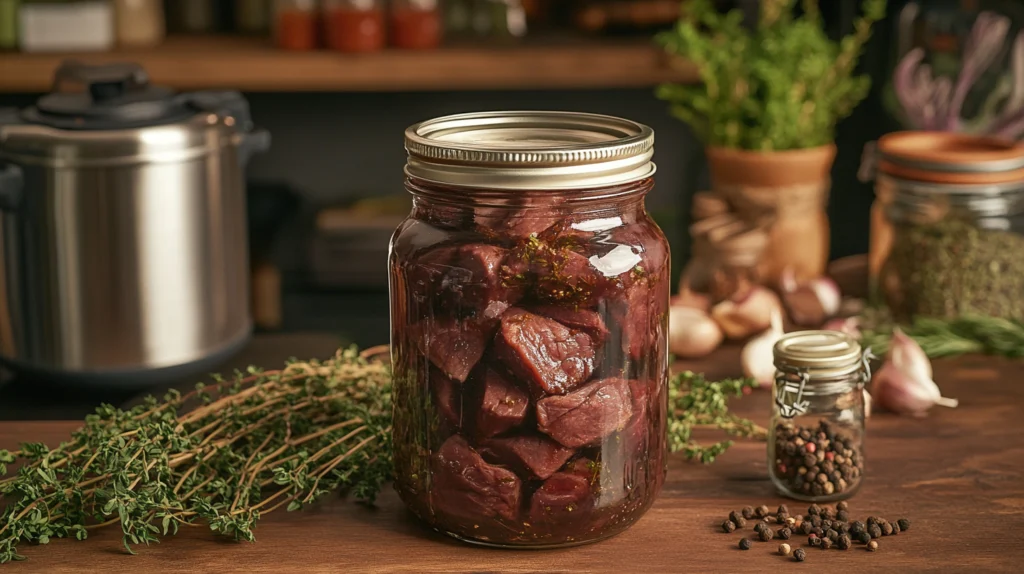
[774,330,864,380]
[404,111,656,190]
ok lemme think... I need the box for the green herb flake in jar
[872,132,1024,321]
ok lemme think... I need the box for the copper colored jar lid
[877,131,1024,185]
[404,111,656,190]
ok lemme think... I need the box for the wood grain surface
[2,350,1023,573]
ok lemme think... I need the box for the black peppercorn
[836,510,849,522]
[778,527,792,540]
[867,540,879,552]
[808,504,821,516]
[739,538,753,550]
[810,516,823,528]
[811,527,824,538]
[722,520,737,533]
[759,527,774,542]
[777,504,789,515]
[794,548,807,562]
[754,522,766,534]
[734,516,747,528]
[857,531,871,545]
[729,510,743,524]
[820,538,833,550]
[850,521,866,535]
[836,501,848,512]
[742,506,754,519]
[756,505,769,518]
[891,521,901,535]
[836,522,849,534]
[821,519,833,530]
[808,534,821,547]
[827,529,839,542]
[837,534,852,550]
[821,507,834,520]
[868,525,882,539]
[867,516,879,527]
[881,521,894,536]
[897,518,910,532]
[776,513,789,525]
[798,521,812,535]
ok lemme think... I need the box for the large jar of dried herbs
[875,132,1024,321]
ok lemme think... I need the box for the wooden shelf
[0,35,699,93]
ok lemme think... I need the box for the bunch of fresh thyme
[0,348,764,562]
[668,371,766,464]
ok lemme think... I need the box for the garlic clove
[741,308,785,386]
[888,328,932,382]
[711,285,783,340]
[871,356,958,417]
[669,305,724,358]
[779,267,842,326]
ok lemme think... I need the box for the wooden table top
[2,348,1023,573]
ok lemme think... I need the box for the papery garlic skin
[871,329,958,417]
[711,285,783,340]
[669,305,723,358]
[780,268,842,326]
[741,308,784,385]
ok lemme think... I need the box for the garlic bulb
[710,285,783,340]
[871,329,958,417]
[671,287,712,313]
[669,305,724,358]
[741,308,784,385]
[780,268,841,326]
[822,316,862,339]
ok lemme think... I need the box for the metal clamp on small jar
[769,331,869,502]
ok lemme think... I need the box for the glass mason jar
[389,111,670,548]
[769,331,868,502]
[274,0,319,51]
[324,0,386,52]
[391,0,442,50]
[874,132,1024,320]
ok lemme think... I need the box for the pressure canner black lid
[20,61,196,130]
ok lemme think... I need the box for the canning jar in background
[274,0,318,50]
[768,331,868,502]
[389,111,670,547]
[871,132,1024,321]
[324,0,386,52]
[391,0,441,49]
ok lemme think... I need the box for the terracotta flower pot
[705,144,837,285]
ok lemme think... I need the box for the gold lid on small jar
[404,111,656,190]
[774,330,863,380]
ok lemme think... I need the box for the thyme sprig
[859,309,1024,359]
[0,349,764,562]
[669,371,767,464]
[0,347,392,563]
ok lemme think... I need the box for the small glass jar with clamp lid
[768,331,870,502]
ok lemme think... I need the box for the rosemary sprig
[859,309,1024,359]
[669,371,767,464]
[0,349,764,562]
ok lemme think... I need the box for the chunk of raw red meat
[536,378,633,448]
[529,472,594,524]
[431,435,521,522]
[415,316,495,383]
[474,367,529,437]
[615,278,662,361]
[494,308,596,396]
[446,244,524,317]
[533,246,607,307]
[479,434,574,480]
[526,305,608,345]
[431,368,463,429]
[406,245,457,304]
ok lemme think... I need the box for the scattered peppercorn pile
[773,421,863,497]
[726,501,910,562]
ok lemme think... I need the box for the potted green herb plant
[657,0,886,285]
